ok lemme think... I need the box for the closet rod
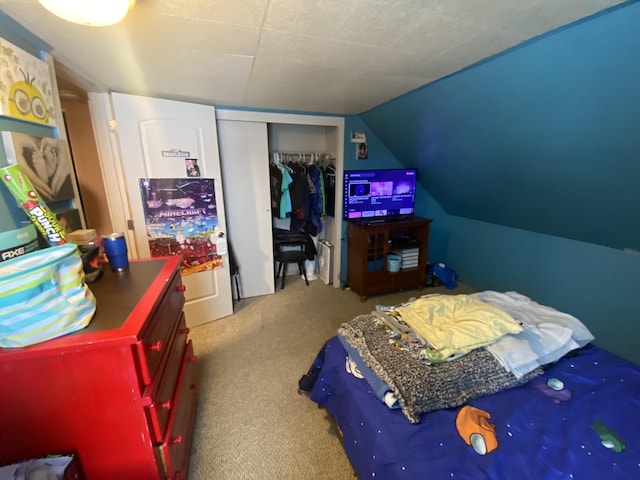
[271,152,333,164]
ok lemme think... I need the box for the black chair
[273,228,316,290]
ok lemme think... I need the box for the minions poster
[0,37,56,127]
[139,178,223,276]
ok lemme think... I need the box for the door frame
[89,96,345,287]
[87,92,139,257]
[215,109,345,288]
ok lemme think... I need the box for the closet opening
[216,111,345,300]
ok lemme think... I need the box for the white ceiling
[0,0,626,115]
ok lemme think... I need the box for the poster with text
[139,178,222,275]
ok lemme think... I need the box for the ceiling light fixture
[38,0,136,27]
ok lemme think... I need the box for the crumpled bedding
[393,294,523,358]
[471,291,595,378]
[338,314,542,423]
[306,336,640,480]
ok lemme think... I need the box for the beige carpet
[187,275,476,479]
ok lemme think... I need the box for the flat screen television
[343,168,417,222]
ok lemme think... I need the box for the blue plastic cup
[101,232,129,272]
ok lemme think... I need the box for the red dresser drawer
[137,271,186,386]
[144,314,190,442]
[157,340,198,480]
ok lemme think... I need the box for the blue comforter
[308,336,640,480]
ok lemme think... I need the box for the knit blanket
[338,314,542,423]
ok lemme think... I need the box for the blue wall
[3,7,637,363]
[340,116,451,284]
[0,12,59,233]
[358,2,640,363]
[444,217,640,364]
[361,1,640,252]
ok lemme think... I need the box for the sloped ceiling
[0,1,636,252]
[361,1,640,252]
[0,0,628,115]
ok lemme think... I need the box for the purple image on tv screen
[343,169,417,220]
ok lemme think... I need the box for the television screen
[343,168,417,221]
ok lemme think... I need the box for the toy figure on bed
[299,291,640,479]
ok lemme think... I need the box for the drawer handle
[176,285,186,292]
[161,400,172,410]
[170,434,183,445]
[150,340,163,352]
[180,327,190,335]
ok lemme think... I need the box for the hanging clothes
[288,162,309,231]
[307,164,324,235]
[319,162,327,219]
[269,163,282,217]
[324,164,336,217]
[270,152,334,228]
[279,165,293,219]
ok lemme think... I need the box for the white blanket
[471,291,595,378]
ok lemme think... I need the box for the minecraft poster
[139,177,223,275]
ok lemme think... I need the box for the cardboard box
[68,229,97,245]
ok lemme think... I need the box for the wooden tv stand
[347,217,432,301]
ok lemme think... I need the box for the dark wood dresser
[347,217,432,301]
[0,256,198,479]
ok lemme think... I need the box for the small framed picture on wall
[351,130,366,143]
[357,142,368,160]
[2,132,75,203]
[0,37,57,127]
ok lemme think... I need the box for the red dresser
[0,256,198,480]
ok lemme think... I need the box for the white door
[217,120,274,298]
[111,93,233,326]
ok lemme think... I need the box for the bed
[300,291,640,479]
